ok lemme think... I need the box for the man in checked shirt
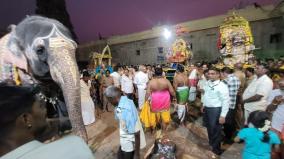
[221,66,241,144]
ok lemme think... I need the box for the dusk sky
[0,0,277,43]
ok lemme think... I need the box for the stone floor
[86,111,243,159]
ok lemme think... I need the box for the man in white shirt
[121,68,134,100]
[266,78,284,158]
[242,63,273,123]
[201,67,230,156]
[110,66,122,88]
[267,78,284,132]
[80,71,95,126]
[134,65,149,109]
[0,85,94,159]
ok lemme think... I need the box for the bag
[148,137,176,159]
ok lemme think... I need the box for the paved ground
[86,111,243,159]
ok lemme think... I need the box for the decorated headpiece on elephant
[0,16,87,141]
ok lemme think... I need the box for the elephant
[0,16,87,141]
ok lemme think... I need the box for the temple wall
[110,17,284,65]
[77,5,284,65]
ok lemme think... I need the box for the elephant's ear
[2,30,28,71]
[7,27,24,58]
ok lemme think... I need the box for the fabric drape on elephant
[0,62,21,86]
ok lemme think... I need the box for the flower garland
[258,120,271,132]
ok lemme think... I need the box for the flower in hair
[258,120,271,132]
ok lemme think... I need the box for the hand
[272,95,284,105]
[200,106,204,113]
[219,117,226,124]
[266,104,277,113]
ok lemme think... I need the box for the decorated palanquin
[168,39,192,63]
[90,45,112,68]
[167,25,192,63]
[218,13,255,65]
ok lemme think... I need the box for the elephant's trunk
[48,46,87,142]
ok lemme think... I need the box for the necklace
[209,81,221,90]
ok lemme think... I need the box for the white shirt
[1,136,94,159]
[121,75,134,94]
[203,80,230,117]
[80,80,91,100]
[268,89,284,132]
[134,71,148,89]
[110,72,121,87]
[243,74,273,112]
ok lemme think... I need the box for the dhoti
[176,86,189,105]
[81,97,95,126]
[151,90,170,112]
[140,101,171,128]
[138,88,146,110]
[177,104,186,122]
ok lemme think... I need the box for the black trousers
[223,108,236,141]
[203,107,222,155]
[126,93,134,100]
[117,147,134,159]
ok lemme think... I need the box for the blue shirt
[237,128,281,159]
[115,96,138,134]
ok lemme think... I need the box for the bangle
[272,102,278,106]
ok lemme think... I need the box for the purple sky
[0,0,276,43]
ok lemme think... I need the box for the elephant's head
[6,16,87,141]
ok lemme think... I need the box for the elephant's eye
[36,46,45,55]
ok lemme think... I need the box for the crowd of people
[76,57,284,158]
[1,57,284,159]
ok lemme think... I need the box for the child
[234,110,281,159]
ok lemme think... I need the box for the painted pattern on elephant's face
[25,24,77,79]
[48,35,78,86]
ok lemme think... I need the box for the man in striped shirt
[221,66,240,144]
